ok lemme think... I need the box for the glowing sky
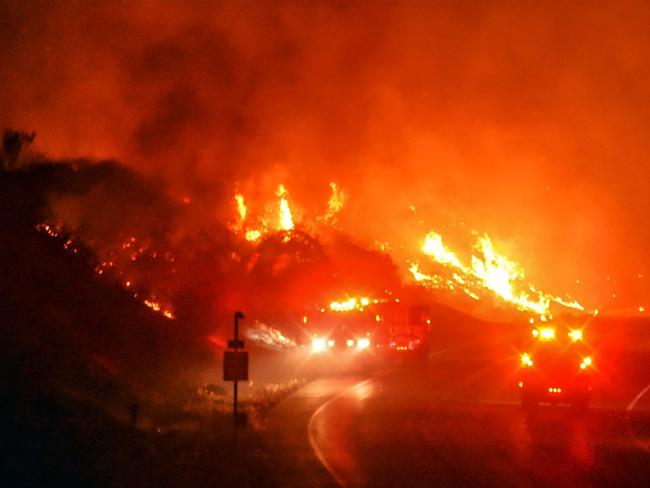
[2,1,650,314]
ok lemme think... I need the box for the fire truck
[517,324,594,409]
[301,297,431,357]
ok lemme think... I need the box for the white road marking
[625,383,650,454]
[307,379,374,488]
[626,383,650,411]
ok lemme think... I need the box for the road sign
[223,351,249,381]
[228,339,245,349]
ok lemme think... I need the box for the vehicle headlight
[357,338,370,350]
[346,339,355,348]
[520,353,534,367]
[311,338,327,354]
[580,356,592,369]
[538,327,556,341]
[568,329,583,342]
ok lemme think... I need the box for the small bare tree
[2,129,36,169]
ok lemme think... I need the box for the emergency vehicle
[301,297,431,356]
[518,324,594,409]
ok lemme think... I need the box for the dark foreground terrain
[0,163,283,487]
[2,372,276,488]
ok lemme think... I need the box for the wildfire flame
[330,297,366,312]
[422,232,463,268]
[144,299,175,320]
[234,194,247,228]
[38,179,591,325]
[245,229,262,242]
[328,296,394,312]
[226,186,583,318]
[245,321,296,349]
[229,184,296,241]
[411,231,584,316]
[231,182,346,243]
[36,223,177,320]
[276,184,294,232]
[323,181,346,223]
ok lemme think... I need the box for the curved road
[262,357,650,487]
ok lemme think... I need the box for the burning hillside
[10,149,590,337]
[2,2,650,321]
[27,159,401,328]
[3,3,650,486]
[409,231,585,318]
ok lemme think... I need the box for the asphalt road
[262,353,650,487]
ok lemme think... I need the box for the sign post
[224,311,248,428]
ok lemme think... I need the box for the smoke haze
[2,0,650,313]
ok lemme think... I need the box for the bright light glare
[521,353,534,367]
[568,329,583,342]
[327,339,335,348]
[539,327,556,340]
[311,338,326,354]
[357,338,371,350]
[330,298,357,312]
[580,356,592,369]
[346,339,355,348]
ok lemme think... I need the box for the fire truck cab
[373,302,431,354]
[518,325,594,409]
[302,298,431,357]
